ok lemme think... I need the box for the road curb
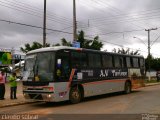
[145,82,160,87]
[0,101,38,108]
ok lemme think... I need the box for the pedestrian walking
[0,71,6,100]
[9,72,17,99]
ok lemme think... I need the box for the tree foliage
[53,30,103,50]
[145,54,160,71]
[61,38,72,46]
[112,48,140,55]
[20,42,50,53]
[77,30,103,50]
[20,30,102,53]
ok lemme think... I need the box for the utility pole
[145,28,157,81]
[73,0,77,41]
[43,0,47,47]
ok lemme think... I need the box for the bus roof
[27,46,82,54]
[27,46,144,58]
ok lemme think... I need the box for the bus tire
[69,86,82,104]
[124,81,131,94]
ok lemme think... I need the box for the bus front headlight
[47,94,52,98]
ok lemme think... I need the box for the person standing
[0,71,6,100]
[9,72,17,99]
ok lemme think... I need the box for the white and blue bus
[23,46,145,103]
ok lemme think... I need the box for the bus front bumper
[23,91,55,102]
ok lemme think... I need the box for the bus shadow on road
[32,101,71,108]
[82,90,141,103]
[32,90,141,108]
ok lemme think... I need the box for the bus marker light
[43,87,54,91]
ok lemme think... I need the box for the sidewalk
[0,81,35,108]
[0,81,160,108]
[145,82,160,87]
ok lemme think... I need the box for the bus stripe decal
[67,69,76,90]
[82,79,126,86]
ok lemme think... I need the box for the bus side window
[56,51,70,81]
[133,58,139,68]
[88,53,101,68]
[102,55,113,68]
[123,57,127,68]
[114,56,120,68]
[71,52,87,68]
[139,58,144,68]
[119,57,123,68]
[130,57,133,67]
[126,57,131,68]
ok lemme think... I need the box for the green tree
[52,38,72,47]
[145,55,160,71]
[61,38,72,46]
[53,30,103,50]
[77,30,103,50]
[20,42,50,53]
[112,48,140,55]
[52,43,61,46]
[20,30,103,53]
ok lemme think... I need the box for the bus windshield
[24,52,55,82]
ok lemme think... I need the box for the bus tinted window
[56,51,70,80]
[114,56,120,68]
[88,53,101,67]
[120,57,124,68]
[71,52,87,68]
[123,57,127,68]
[139,58,144,67]
[114,56,124,68]
[133,58,139,68]
[102,55,113,67]
[126,57,131,67]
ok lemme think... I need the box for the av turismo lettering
[100,69,128,77]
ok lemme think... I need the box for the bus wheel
[69,86,82,104]
[124,81,131,94]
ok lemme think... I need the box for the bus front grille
[28,94,43,100]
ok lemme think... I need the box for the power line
[85,35,160,56]
[74,0,159,38]
[86,28,145,37]
[82,14,160,30]
[85,33,160,57]
[151,34,160,46]
[0,19,73,34]
[88,0,147,29]
[6,0,71,21]
[1,0,72,23]
[89,3,160,22]
[79,0,160,31]
[0,0,72,26]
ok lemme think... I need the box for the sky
[0,0,160,57]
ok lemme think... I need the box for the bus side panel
[53,82,69,102]
[82,79,126,97]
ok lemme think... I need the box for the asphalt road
[0,85,160,120]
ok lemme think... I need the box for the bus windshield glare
[24,52,55,82]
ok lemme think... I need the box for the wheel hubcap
[72,91,79,99]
